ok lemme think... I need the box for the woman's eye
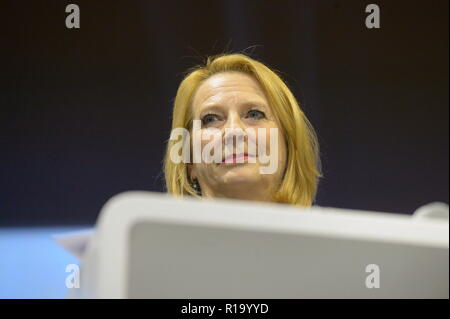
[246,109,266,120]
[201,114,219,125]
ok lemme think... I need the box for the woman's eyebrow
[244,101,268,108]
[200,99,268,109]
[198,104,223,114]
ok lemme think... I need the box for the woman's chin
[219,164,262,185]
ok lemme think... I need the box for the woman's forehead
[192,72,268,110]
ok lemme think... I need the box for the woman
[164,53,322,206]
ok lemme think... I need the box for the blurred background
[0,0,448,297]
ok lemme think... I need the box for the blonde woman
[164,53,322,206]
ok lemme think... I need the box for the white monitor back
[86,191,448,298]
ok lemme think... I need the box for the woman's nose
[223,112,247,145]
[223,111,246,130]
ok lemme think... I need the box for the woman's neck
[201,184,275,203]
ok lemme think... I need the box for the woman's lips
[221,153,255,164]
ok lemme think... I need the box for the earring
[192,179,202,195]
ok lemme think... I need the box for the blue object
[0,226,90,299]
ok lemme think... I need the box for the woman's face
[189,71,287,201]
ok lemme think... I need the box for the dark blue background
[1,0,448,225]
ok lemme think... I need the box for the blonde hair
[163,53,322,206]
